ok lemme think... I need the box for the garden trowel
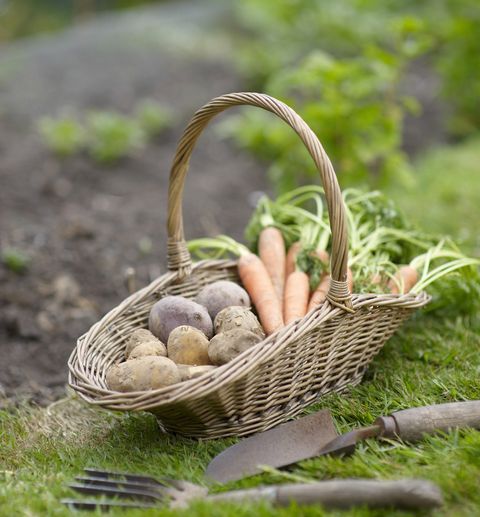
[206,401,480,483]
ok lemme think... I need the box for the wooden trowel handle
[276,479,442,510]
[377,400,480,442]
[209,479,442,510]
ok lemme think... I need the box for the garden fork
[62,468,443,510]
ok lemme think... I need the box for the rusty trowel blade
[206,410,338,483]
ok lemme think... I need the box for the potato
[208,329,262,366]
[125,328,159,359]
[196,281,250,320]
[167,325,211,365]
[128,341,167,360]
[106,356,180,392]
[214,306,265,339]
[148,295,213,343]
[177,364,217,381]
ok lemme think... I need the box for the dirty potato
[128,341,167,360]
[167,325,210,365]
[106,356,180,392]
[208,329,262,366]
[125,328,160,359]
[214,306,265,339]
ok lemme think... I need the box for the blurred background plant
[86,111,146,163]
[225,0,480,192]
[37,100,172,163]
[1,247,29,274]
[220,33,426,191]
[38,113,86,156]
[0,0,162,42]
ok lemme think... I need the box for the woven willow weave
[68,93,430,438]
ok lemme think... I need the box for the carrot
[285,241,302,277]
[347,267,354,293]
[238,252,284,334]
[284,271,310,324]
[258,226,286,302]
[307,273,330,311]
[308,266,354,312]
[388,265,418,294]
[313,249,330,266]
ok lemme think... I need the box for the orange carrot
[285,241,302,277]
[308,273,330,311]
[313,249,330,266]
[258,226,286,302]
[308,267,354,311]
[284,271,310,324]
[371,272,383,286]
[388,266,418,294]
[238,252,284,334]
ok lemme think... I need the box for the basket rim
[68,260,430,411]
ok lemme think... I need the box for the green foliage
[434,0,480,136]
[86,111,145,163]
[37,115,86,156]
[135,99,172,137]
[37,100,173,164]
[1,247,29,273]
[425,264,480,319]
[243,186,328,250]
[222,12,433,192]
[221,45,419,192]
[387,136,480,256]
[234,1,433,86]
[230,0,480,192]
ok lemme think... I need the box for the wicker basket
[68,92,430,439]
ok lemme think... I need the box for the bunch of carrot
[187,229,334,335]
[189,189,340,333]
[188,186,480,334]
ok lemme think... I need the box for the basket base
[153,370,365,439]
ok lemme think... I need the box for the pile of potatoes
[106,281,266,392]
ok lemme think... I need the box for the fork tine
[68,482,164,502]
[83,468,167,487]
[75,476,169,495]
[62,499,157,511]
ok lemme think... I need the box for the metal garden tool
[206,400,480,483]
[63,468,443,511]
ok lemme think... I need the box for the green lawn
[388,136,480,256]
[1,138,480,516]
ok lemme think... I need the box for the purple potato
[196,280,250,320]
[148,295,213,343]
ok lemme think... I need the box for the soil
[0,2,268,404]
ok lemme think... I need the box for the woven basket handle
[167,92,352,310]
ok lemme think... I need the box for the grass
[1,315,479,516]
[387,136,480,256]
[1,138,480,516]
